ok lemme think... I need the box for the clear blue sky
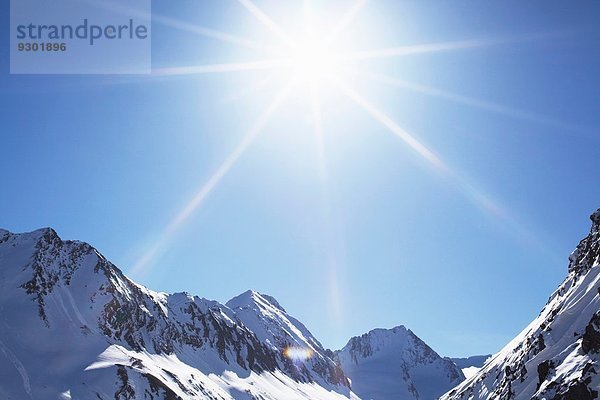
[1,1,599,357]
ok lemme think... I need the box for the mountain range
[1,207,598,399]
[0,227,462,399]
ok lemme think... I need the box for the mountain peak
[225,290,349,387]
[354,325,410,344]
[338,325,464,400]
[386,325,409,334]
[226,289,286,313]
[34,226,57,234]
[0,226,58,241]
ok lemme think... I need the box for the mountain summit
[336,325,464,400]
[441,208,600,400]
[226,289,348,388]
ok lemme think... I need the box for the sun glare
[284,346,314,361]
[291,34,338,83]
[133,0,545,282]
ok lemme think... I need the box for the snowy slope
[336,326,465,400]
[0,227,356,400]
[441,208,600,400]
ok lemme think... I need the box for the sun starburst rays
[237,0,296,47]
[131,1,558,279]
[152,12,271,52]
[130,80,295,276]
[357,70,591,135]
[152,58,291,76]
[323,0,368,47]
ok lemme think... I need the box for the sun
[135,0,522,276]
[290,33,339,83]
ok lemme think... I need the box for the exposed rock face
[441,209,600,400]
[336,326,465,400]
[0,228,352,400]
[569,209,600,275]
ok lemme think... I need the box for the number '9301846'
[18,42,67,52]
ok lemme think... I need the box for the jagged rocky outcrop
[0,228,353,400]
[441,209,600,400]
[336,325,465,400]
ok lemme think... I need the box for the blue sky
[1,0,599,357]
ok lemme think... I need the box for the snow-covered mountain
[441,208,600,400]
[336,326,465,400]
[0,227,355,400]
[226,290,348,388]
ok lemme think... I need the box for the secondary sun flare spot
[284,346,314,361]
